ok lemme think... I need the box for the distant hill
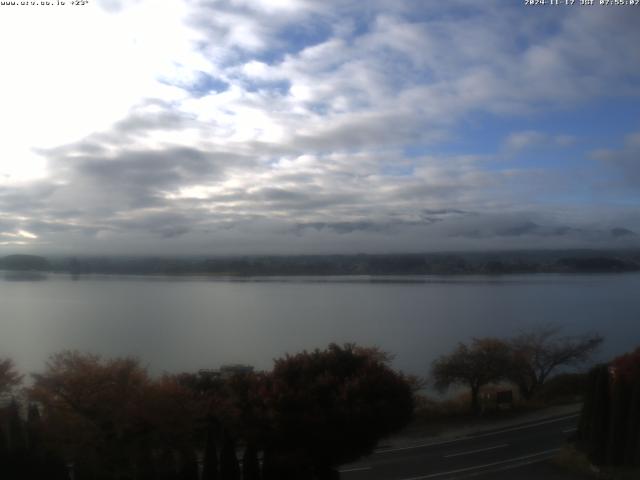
[0,254,50,271]
[555,256,639,273]
[36,250,640,276]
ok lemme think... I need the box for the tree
[578,364,611,465]
[22,346,414,479]
[176,367,268,480]
[201,426,219,480]
[263,343,414,479]
[29,351,153,478]
[242,443,260,480]
[219,429,240,480]
[507,326,603,400]
[611,347,640,466]
[611,346,640,383]
[432,338,511,414]
[578,347,640,467]
[0,358,23,395]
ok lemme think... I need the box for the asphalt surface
[339,413,585,480]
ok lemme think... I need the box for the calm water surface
[1,272,639,377]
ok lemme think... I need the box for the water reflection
[3,271,48,282]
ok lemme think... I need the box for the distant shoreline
[5,271,640,285]
[2,249,640,278]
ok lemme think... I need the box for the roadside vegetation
[550,346,640,480]
[419,337,640,479]
[429,326,602,415]
[2,329,635,479]
[0,344,415,480]
[571,347,640,478]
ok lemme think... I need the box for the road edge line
[443,443,508,458]
[375,413,579,454]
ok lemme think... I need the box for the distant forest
[2,250,640,276]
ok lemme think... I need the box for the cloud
[592,132,640,188]
[503,131,576,153]
[611,227,635,238]
[445,214,638,247]
[1,2,639,254]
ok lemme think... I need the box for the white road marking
[375,413,579,454]
[562,427,577,433]
[443,443,508,458]
[338,466,372,473]
[440,453,559,479]
[399,448,560,480]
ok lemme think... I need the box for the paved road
[339,414,583,480]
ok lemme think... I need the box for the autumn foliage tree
[262,344,415,479]
[175,367,269,480]
[174,344,415,480]
[0,358,22,396]
[28,352,152,478]
[28,351,201,479]
[0,357,68,480]
[432,338,511,414]
[4,345,415,480]
[432,328,603,412]
[0,358,25,477]
[578,347,640,467]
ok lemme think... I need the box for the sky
[1,0,639,255]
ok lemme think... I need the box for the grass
[553,445,640,480]
[404,391,559,439]
[553,445,598,478]
[404,376,587,439]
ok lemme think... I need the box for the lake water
[1,272,639,379]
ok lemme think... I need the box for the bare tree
[507,325,603,400]
[431,338,511,414]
